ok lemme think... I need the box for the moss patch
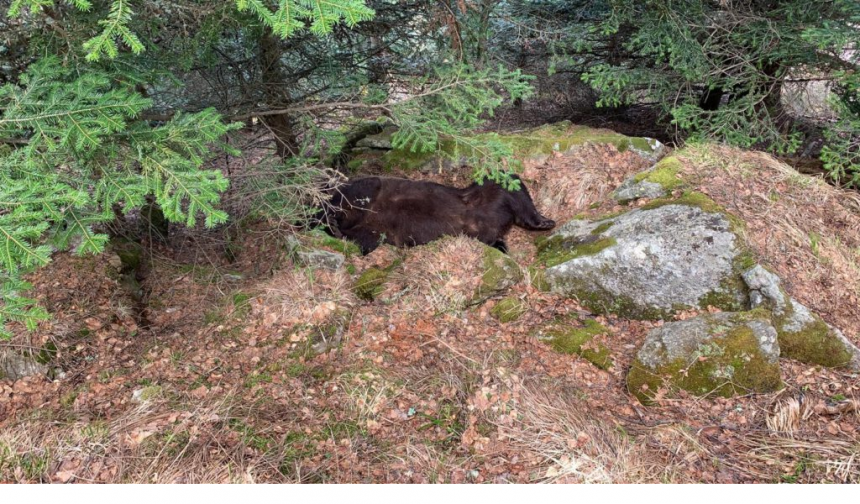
[490,297,528,323]
[474,246,523,301]
[376,123,658,171]
[590,221,614,235]
[536,234,617,268]
[634,156,684,191]
[527,265,551,292]
[533,317,613,370]
[642,190,746,232]
[353,267,389,301]
[774,303,853,368]
[303,230,361,257]
[627,314,782,404]
[111,239,144,273]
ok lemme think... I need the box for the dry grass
[380,236,487,317]
[523,143,652,222]
[0,393,292,483]
[766,392,815,437]
[496,381,663,483]
[255,266,357,328]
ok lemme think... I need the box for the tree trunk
[259,33,298,159]
[141,195,168,242]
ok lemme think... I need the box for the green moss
[35,341,58,365]
[111,239,144,273]
[534,317,613,370]
[774,304,852,368]
[641,190,723,214]
[590,221,614,235]
[490,297,528,323]
[230,292,252,318]
[536,234,617,268]
[633,156,684,191]
[137,385,163,401]
[353,267,388,301]
[305,230,361,257]
[627,315,782,404]
[475,246,523,300]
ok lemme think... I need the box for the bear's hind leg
[491,239,509,254]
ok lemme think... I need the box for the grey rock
[612,175,668,203]
[742,266,787,313]
[355,126,398,149]
[742,265,860,369]
[629,138,666,163]
[296,249,345,271]
[637,312,780,370]
[543,204,747,318]
[0,350,49,381]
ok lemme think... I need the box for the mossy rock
[285,230,361,270]
[376,122,664,172]
[536,233,617,269]
[532,317,613,370]
[353,267,389,301]
[778,314,853,368]
[742,265,858,368]
[302,229,362,257]
[633,156,684,191]
[490,297,528,323]
[627,312,782,404]
[613,156,685,203]
[111,239,144,273]
[474,246,523,302]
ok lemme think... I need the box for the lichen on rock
[0,349,49,381]
[627,312,782,404]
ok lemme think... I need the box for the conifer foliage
[0,58,238,337]
[0,0,378,337]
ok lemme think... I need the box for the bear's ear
[458,182,492,206]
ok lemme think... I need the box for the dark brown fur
[317,175,555,254]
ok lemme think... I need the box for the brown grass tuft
[495,381,663,483]
[524,143,652,222]
[380,236,487,317]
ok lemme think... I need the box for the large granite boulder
[537,195,750,319]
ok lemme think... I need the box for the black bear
[315,175,555,254]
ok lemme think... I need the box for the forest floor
[1,133,860,483]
